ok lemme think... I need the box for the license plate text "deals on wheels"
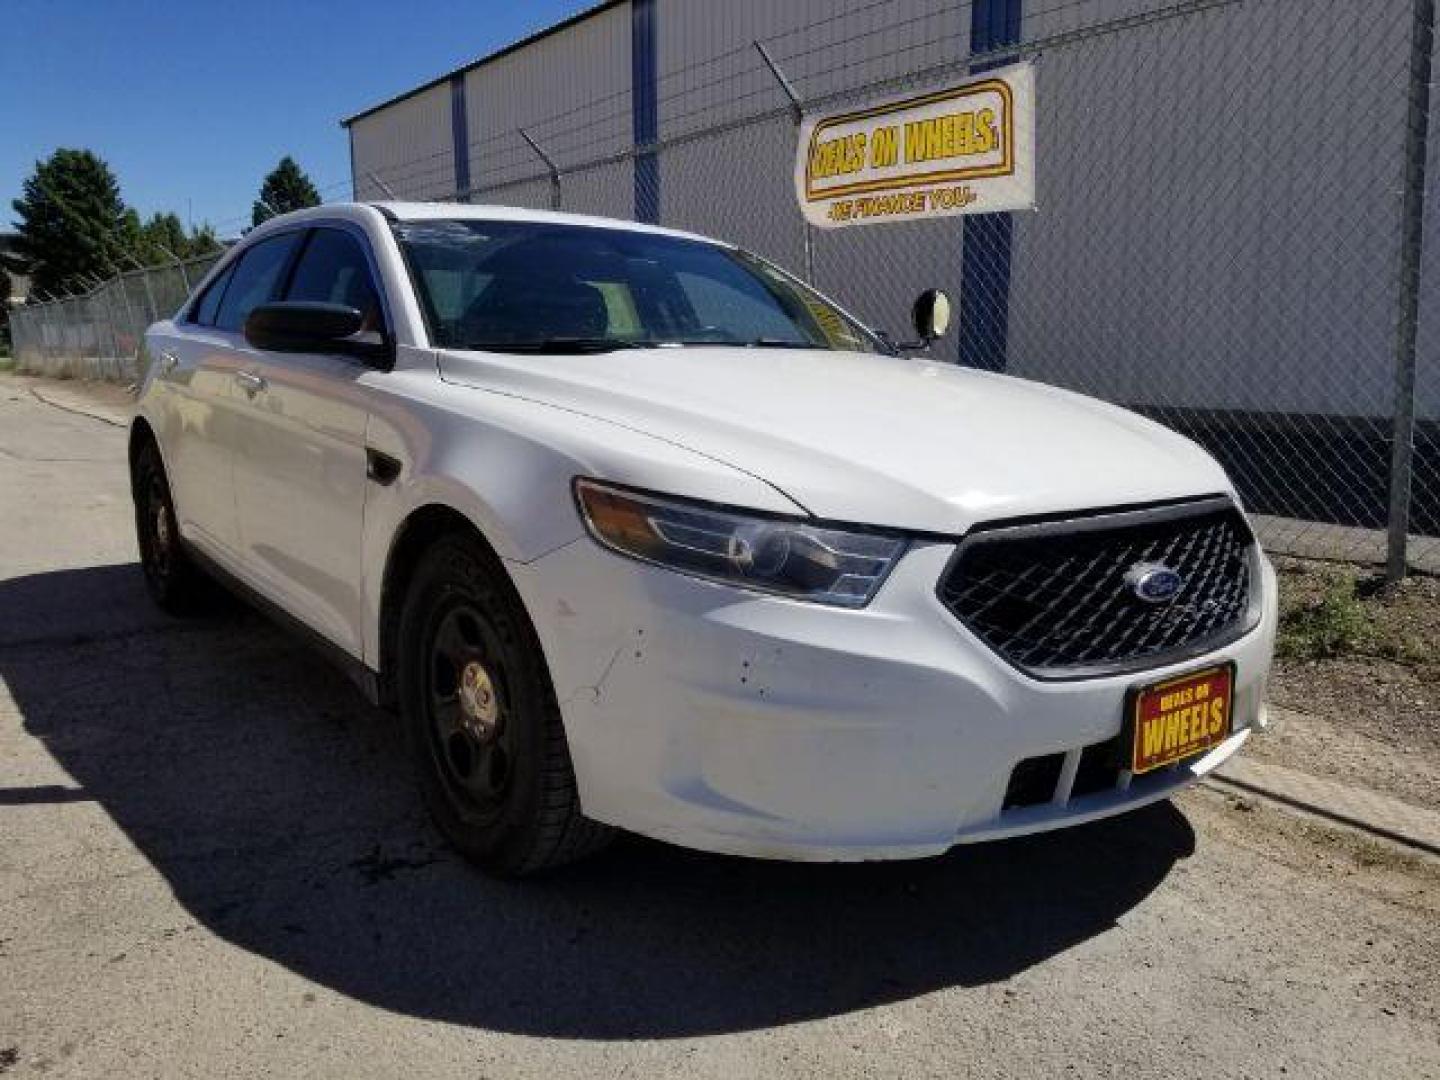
[1129,665,1234,774]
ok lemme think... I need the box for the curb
[1206,756,1440,856]
[28,386,131,428]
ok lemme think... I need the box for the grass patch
[1275,557,1438,669]
[1277,572,1370,660]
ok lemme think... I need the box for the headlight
[573,478,908,607]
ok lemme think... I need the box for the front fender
[357,371,803,668]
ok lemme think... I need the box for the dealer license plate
[1127,664,1234,775]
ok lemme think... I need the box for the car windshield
[391,218,887,355]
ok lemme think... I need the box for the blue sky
[3,0,593,238]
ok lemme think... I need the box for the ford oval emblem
[1125,562,1184,604]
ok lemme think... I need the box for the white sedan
[132,202,1276,875]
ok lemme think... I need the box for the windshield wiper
[744,337,814,349]
[464,337,647,354]
[462,336,814,353]
[650,336,815,349]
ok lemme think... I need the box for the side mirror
[244,301,392,367]
[911,288,952,344]
[891,289,953,353]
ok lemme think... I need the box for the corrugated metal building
[342,0,1438,538]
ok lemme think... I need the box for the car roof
[247,201,722,248]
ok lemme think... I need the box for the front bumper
[509,537,1278,861]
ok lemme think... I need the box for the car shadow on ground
[0,563,1196,1040]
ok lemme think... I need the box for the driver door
[230,225,386,656]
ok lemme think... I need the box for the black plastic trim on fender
[366,447,402,486]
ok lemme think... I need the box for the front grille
[939,498,1256,678]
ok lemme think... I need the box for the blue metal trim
[632,0,660,223]
[347,125,358,200]
[958,0,1021,371]
[450,75,471,201]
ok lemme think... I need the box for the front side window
[392,219,884,354]
[285,228,384,330]
[214,231,303,332]
[190,263,235,326]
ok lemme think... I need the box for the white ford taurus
[132,202,1276,875]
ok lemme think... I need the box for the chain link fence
[11,0,1437,573]
[10,253,221,383]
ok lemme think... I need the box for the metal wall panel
[349,83,455,201]
[345,0,1430,421]
[1007,0,1413,417]
[463,0,632,215]
[654,0,968,340]
[656,0,961,136]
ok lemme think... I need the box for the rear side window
[214,232,302,332]
[285,228,383,328]
[190,264,235,326]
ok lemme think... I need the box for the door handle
[235,370,268,394]
[156,350,179,375]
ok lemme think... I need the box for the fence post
[155,244,190,292]
[518,128,563,211]
[125,253,160,325]
[367,172,399,200]
[755,40,815,285]
[96,281,125,381]
[1386,0,1435,582]
[95,266,129,381]
[57,292,76,377]
[33,296,52,374]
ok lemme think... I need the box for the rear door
[150,260,243,560]
[152,231,301,564]
[230,224,386,655]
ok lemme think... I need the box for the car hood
[437,346,1234,534]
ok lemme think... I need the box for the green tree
[136,211,186,262]
[4,149,130,297]
[187,223,221,256]
[129,210,218,263]
[252,156,320,227]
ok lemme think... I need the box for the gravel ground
[1,375,1437,1079]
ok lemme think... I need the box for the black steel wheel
[397,532,612,875]
[131,438,210,614]
[423,600,517,820]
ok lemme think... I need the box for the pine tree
[4,149,130,297]
[252,157,321,227]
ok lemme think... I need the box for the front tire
[397,533,612,876]
[132,439,212,615]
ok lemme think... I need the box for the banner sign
[795,62,1036,229]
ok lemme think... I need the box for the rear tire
[397,532,613,876]
[131,439,213,615]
